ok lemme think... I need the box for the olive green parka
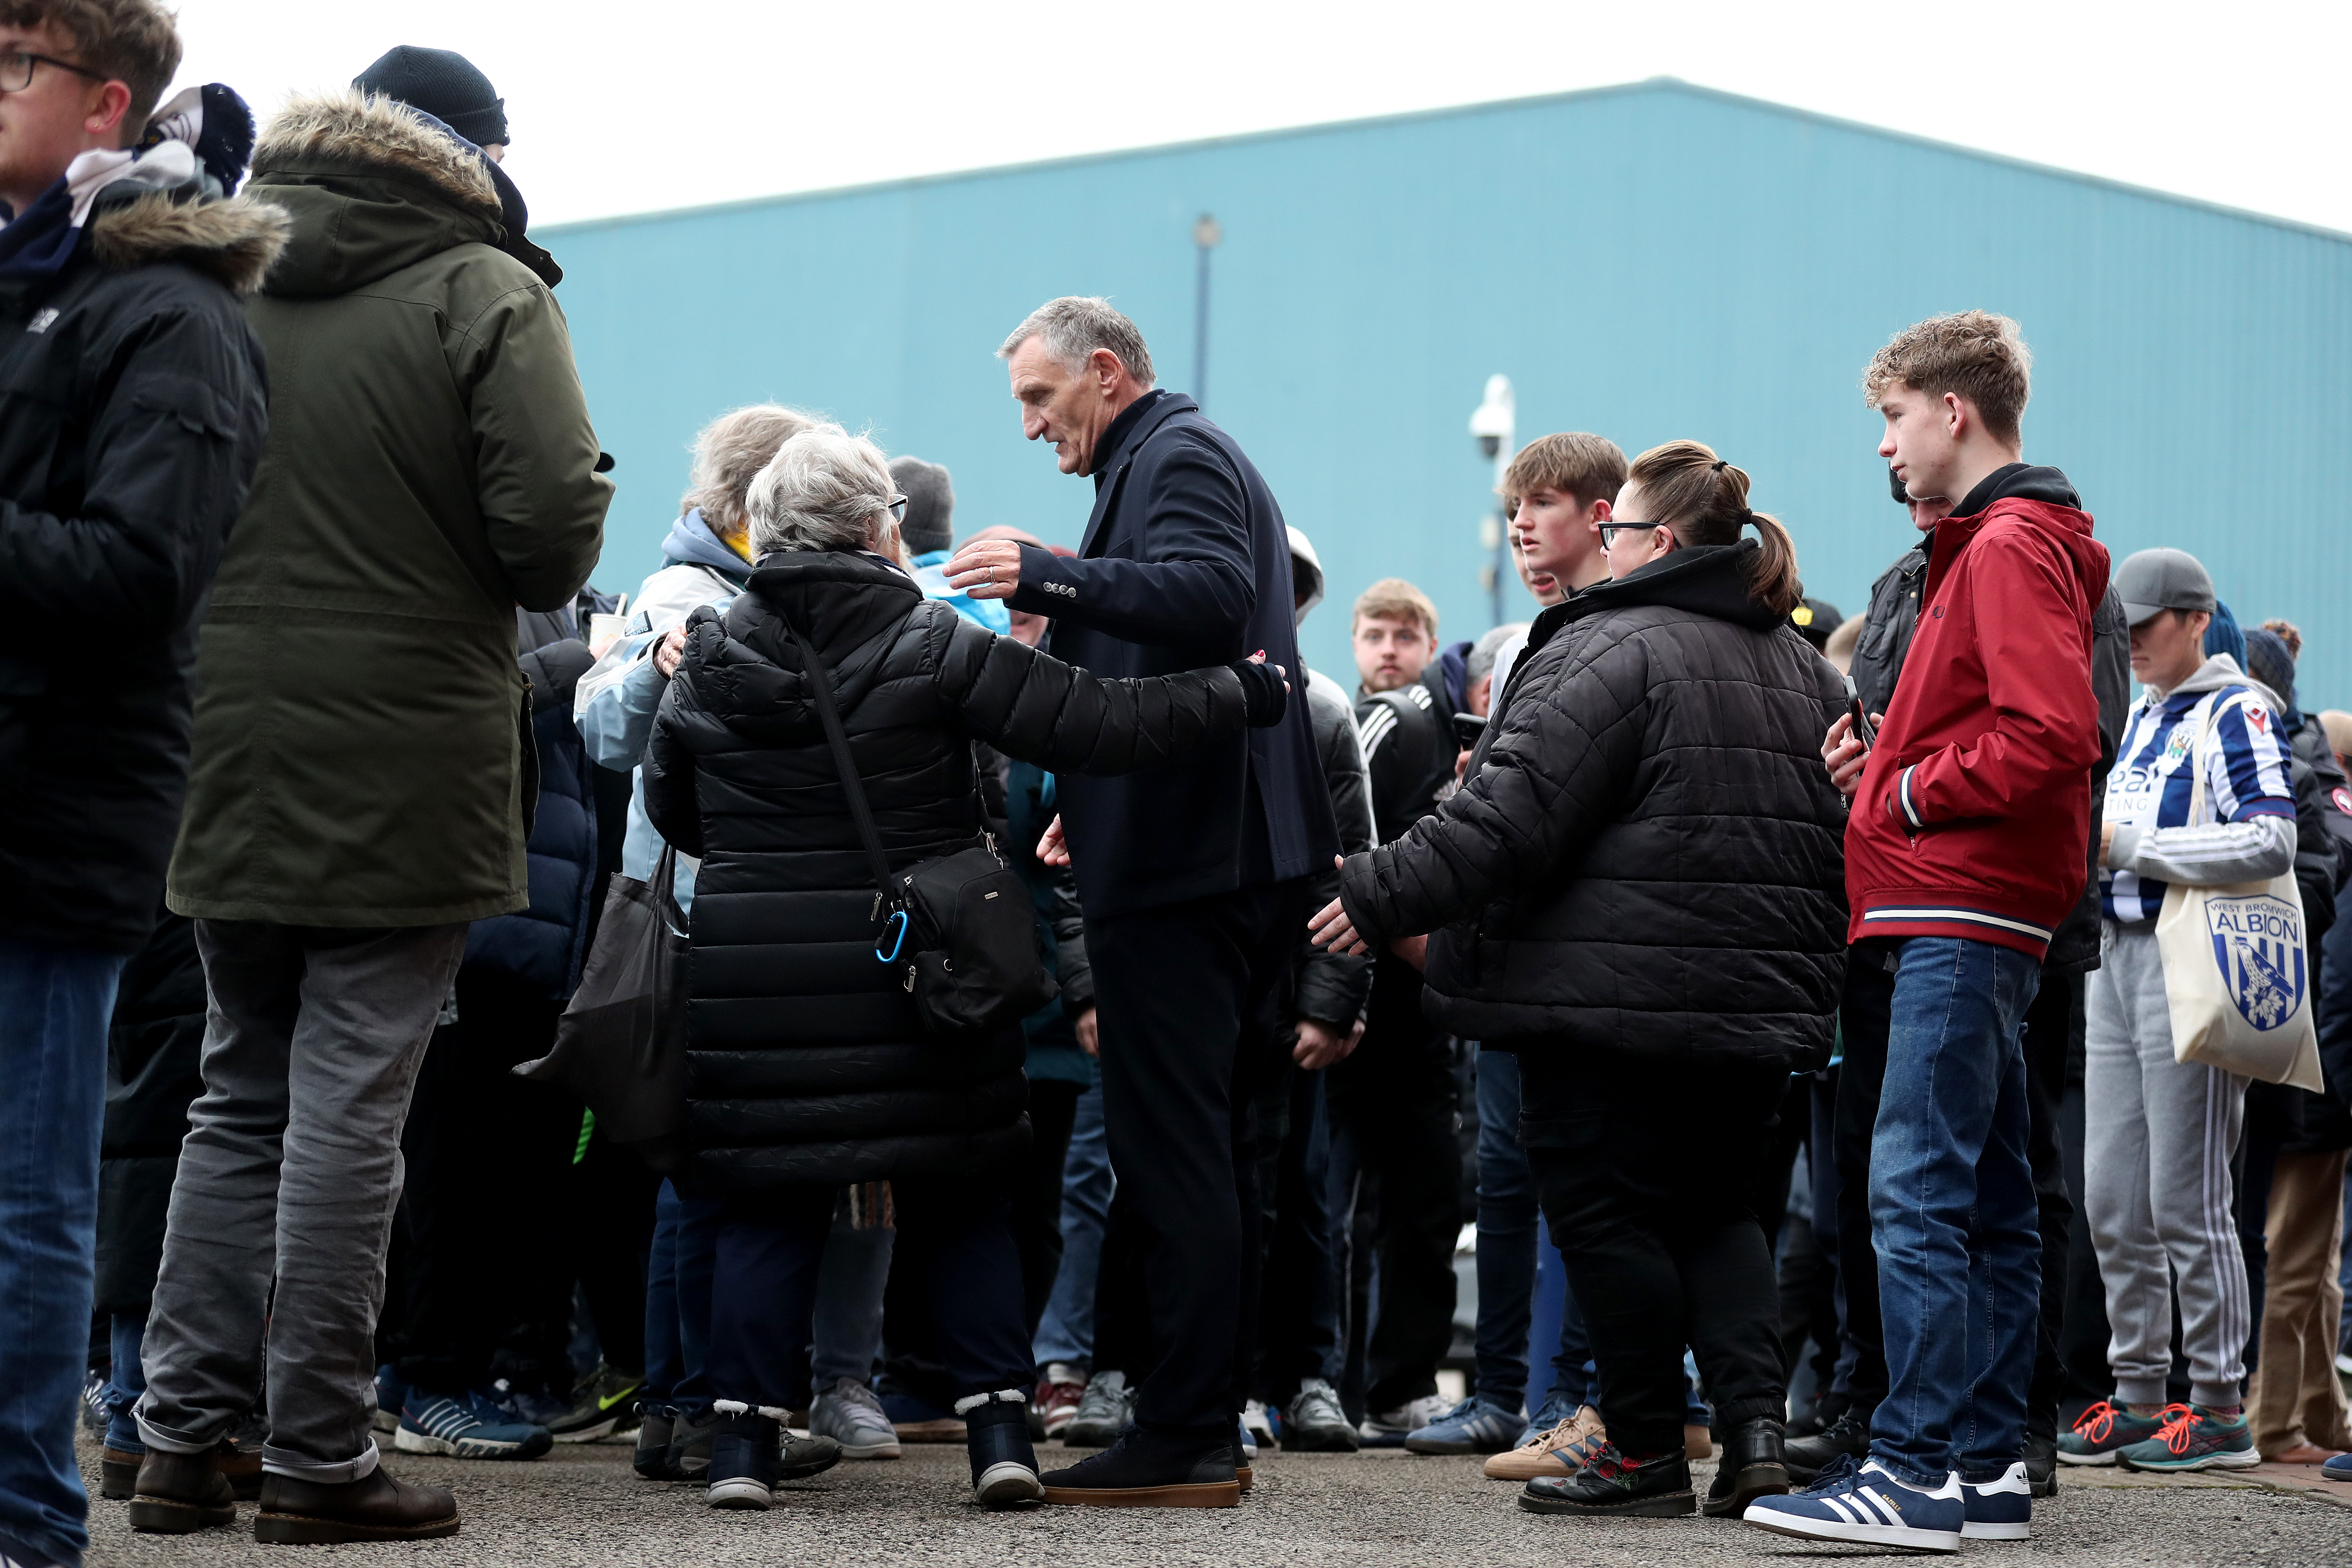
[167,92,611,925]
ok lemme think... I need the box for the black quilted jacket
[1336,541,1850,1069]
[645,549,1262,1191]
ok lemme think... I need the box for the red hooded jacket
[1844,465,2110,959]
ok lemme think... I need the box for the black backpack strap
[778,619,903,954]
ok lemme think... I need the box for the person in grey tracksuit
[2073,549,2298,1468]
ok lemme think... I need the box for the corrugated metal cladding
[547,78,2352,702]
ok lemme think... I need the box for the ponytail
[1624,439,1804,616]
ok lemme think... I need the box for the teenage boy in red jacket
[1747,312,2108,1553]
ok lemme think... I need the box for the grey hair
[997,296,1155,387]
[681,404,834,530]
[746,430,902,558]
[1468,623,1526,686]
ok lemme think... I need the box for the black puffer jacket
[1336,541,1848,1069]
[645,550,1273,1191]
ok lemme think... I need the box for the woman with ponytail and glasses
[1310,441,1849,1521]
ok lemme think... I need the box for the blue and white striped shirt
[2101,682,2296,921]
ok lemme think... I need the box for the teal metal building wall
[548,79,2352,701]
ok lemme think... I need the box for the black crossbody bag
[781,617,1057,1035]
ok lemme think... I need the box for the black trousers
[1085,878,1309,1438]
[1519,1048,1787,1458]
[1326,953,1460,1413]
[708,1179,1031,1412]
[1012,1077,1084,1338]
[390,970,581,1395]
[1832,956,2076,1437]
[1251,1046,1342,1406]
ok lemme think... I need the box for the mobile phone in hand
[1843,674,1876,751]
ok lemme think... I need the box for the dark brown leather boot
[217,1437,265,1501]
[254,1466,460,1544]
[126,1447,238,1533]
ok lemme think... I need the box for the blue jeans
[811,1214,894,1387]
[1032,1076,1111,1371]
[643,1180,726,1421]
[1869,936,2042,1487]
[0,938,126,1568]
[103,1316,148,1454]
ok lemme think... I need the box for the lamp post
[1468,374,1516,628]
[1192,214,1222,411]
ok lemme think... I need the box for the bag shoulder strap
[779,618,898,915]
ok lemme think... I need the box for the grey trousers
[2083,921,2252,1409]
[137,921,469,1481]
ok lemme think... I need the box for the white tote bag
[2153,702,2325,1091]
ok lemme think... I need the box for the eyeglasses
[0,49,108,95]
[1597,522,1668,551]
[887,494,908,523]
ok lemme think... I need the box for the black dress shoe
[1702,1416,1789,1517]
[254,1466,459,1543]
[1783,1407,1870,1482]
[1040,1428,1240,1508]
[127,1448,237,1533]
[1519,1441,1695,1517]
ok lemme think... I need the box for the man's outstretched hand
[944,538,1024,600]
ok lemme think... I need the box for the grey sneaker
[1359,1392,1450,1449]
[808,1377,902,1459]
[1060,1370,1133,1448]
[1282,1378,1359,1452]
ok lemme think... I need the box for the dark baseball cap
[2113,547,2217,627]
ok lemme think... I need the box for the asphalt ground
[77,1430,2352,1567]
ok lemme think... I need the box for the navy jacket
[1011,391,1338,918]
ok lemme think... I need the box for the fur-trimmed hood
[251,91,501,219]
[86,190,289,295]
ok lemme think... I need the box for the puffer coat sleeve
[922,606,1259,775]
[1338,620,1645,944]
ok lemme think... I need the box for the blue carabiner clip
[876,908,910,965]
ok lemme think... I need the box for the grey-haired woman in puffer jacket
[645,429,1284,1513]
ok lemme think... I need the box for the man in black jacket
[951,296,1339,1503]
[1788,464,2128,1493]
[0,6,275,1560]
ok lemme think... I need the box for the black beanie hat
[353,46,508,148]
[889,457,956,556]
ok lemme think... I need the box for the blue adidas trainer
[1962,1460,2032,1539]
[1743,1454,1963,1553]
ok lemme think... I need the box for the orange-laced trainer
[2113,1403,2259,1473]
[2052,1399,2164,1466]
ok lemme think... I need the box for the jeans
[643,1179,725,1421]
[0,938,126,1568]
[1473,1046,1539,1413]
[1520,1048,1785,1458]
[1032,1070,1110,1372]
[1869,936,2043,1488]
[103,1316,149,1454]
[708,1182,1032,1412]
[139,922,469,1483]
[811,1211,894,1389]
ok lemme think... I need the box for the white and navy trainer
[1743,1455,1963,1554]
[1961,1460,2032,1539]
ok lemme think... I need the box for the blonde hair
[1623,440,1803,616]
[1823,613,1866,673]
[1352,578,1439,639]
[681,404,829,533]
[1862,310,2033,444]
[746,430,899,557]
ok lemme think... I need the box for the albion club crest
[2205,894,2306,1031]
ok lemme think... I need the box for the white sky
[174,0,2352,233]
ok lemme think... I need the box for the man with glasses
[0,2,276,1562]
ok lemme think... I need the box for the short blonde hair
[746,430,899,557]
[1352,578,1439,639]
[1863,310,2033,444]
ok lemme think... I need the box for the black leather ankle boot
[1703,1415,1790,1516]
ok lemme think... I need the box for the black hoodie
[1336,539,1851,1069]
